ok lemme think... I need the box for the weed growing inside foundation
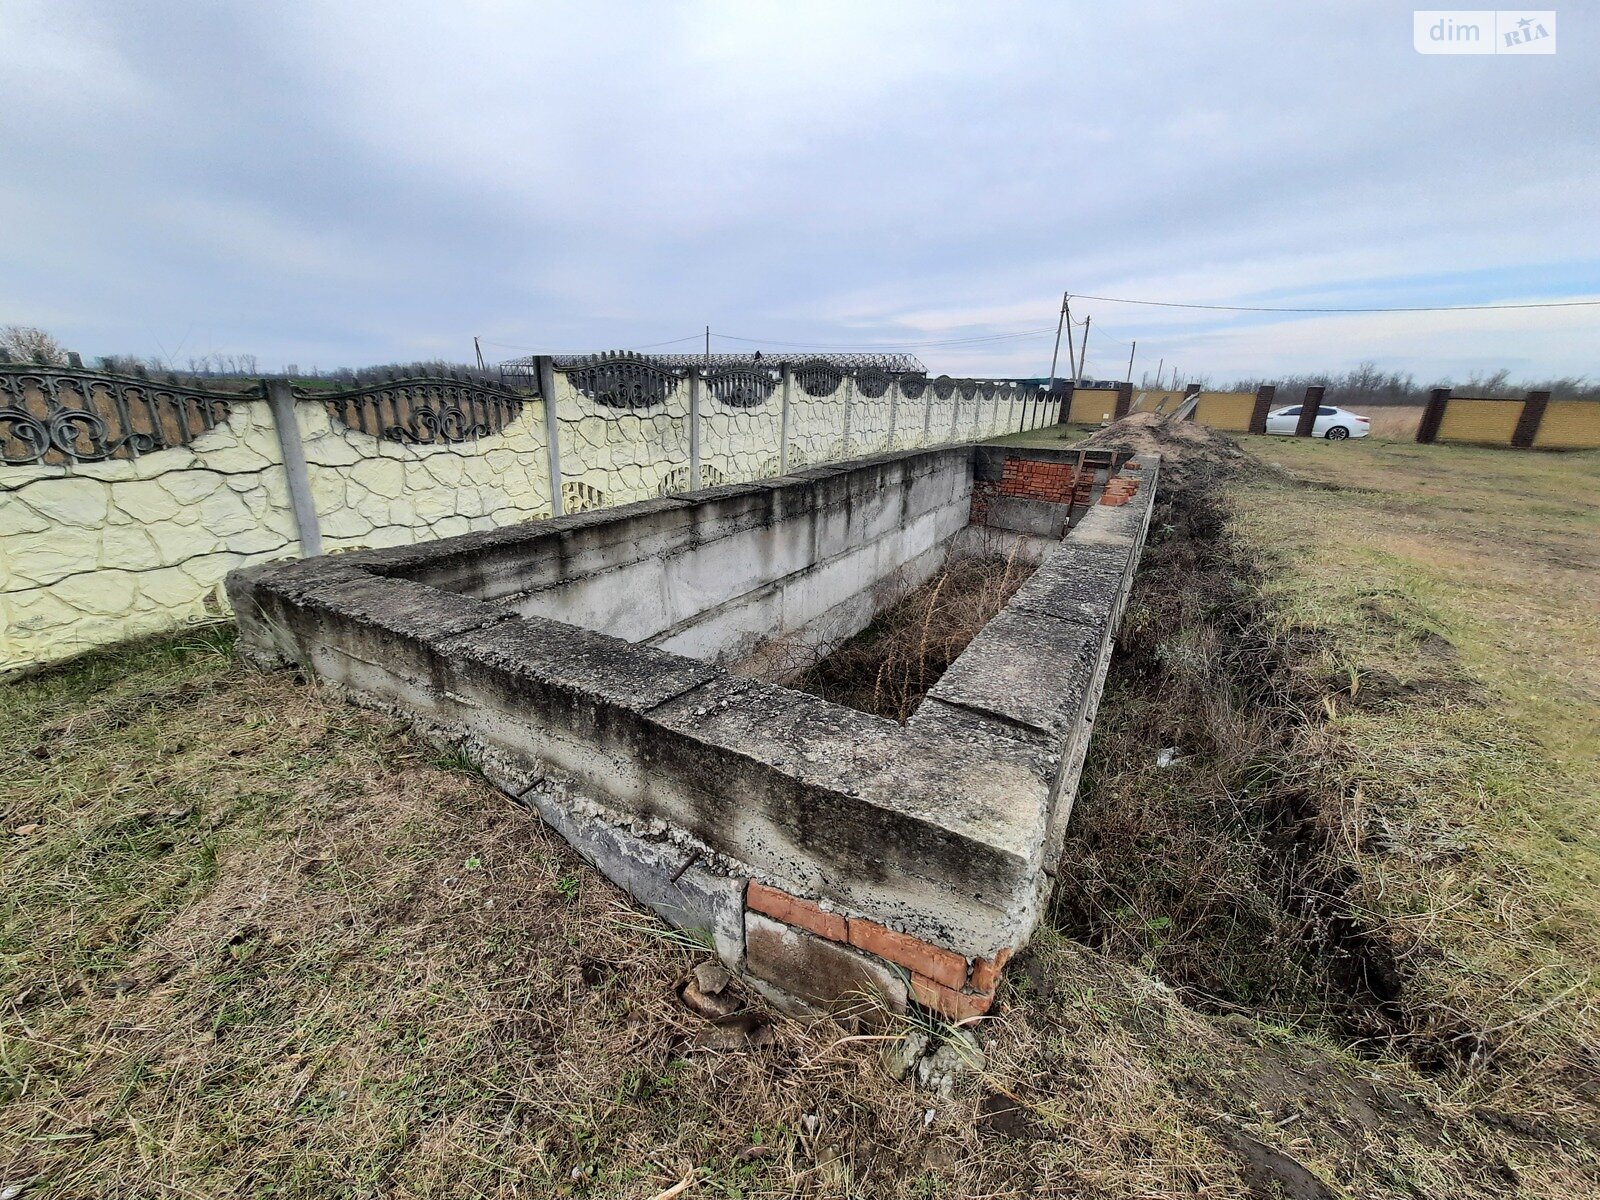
[793,548,1035,721]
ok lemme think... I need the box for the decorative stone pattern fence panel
[1,356,1055,675]
[2,370,296,671]
[295,381,554,555]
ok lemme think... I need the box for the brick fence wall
[1419,389,1600,449]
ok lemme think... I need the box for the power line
[1069,292,1600,314]
[1073,316,1134,347]
[714,327,1056,350]
[481,332,703,354]
[634,333,707,349]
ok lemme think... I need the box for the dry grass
[1235,437,1600,1091]
[1361,406,1424,440]
[4,432,1599,1197]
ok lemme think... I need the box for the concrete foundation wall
[349,450,974,668]
[226,445,1157,1023]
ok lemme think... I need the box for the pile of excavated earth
[1082,410,1254,486]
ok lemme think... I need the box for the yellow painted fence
[1423,392,1600,449]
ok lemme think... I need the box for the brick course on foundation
[744,880,1002,1020]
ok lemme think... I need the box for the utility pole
[1047,292,1068,390]
[1125,339,1136,384]
[705,325,711,366]
[1079,315,1090,381]
[1155,357,1164,390]
[1067,300,1080,380]
[473,336,485,371]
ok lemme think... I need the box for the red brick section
[967,946,1012,994]
[911,975,993,1022]
[746,880,847,942]
[1099,476,1140,507]
[849,916,967,989]
[745,881,1011,1021]
[998,458,1079,504]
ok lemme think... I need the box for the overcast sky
[2,1,1595,383]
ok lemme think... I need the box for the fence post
[950,389,961,441]
[841,373,853,459]
[536,355,564,515]
[1512,389,1550,449]
[1417,388,1450,444]
[1294,385,1324,438]
[1049,383,1066,425]
[688,365,703,490]
[1249,384,1276,435]
[1113,382,1133,421]
[778,364,792,474]
[922,386,934,445]
[887,379,899,451]
[262,378,323,557]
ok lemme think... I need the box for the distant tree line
[1190,361,1600,406]
[0,328,502,389]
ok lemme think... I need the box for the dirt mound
[1081,411,1254,486]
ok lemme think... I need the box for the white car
[1264,403,1370,439]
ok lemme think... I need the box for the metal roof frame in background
[499,350,928,376]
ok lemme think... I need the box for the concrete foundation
[227,444,1156,1022]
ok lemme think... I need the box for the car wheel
[1325,426,1349,440]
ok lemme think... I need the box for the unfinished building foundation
[227,444,1156,1021]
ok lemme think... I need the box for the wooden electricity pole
[1079,315,1091,381]
[1125,340,1136,383]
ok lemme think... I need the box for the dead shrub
[794,546,1034,722]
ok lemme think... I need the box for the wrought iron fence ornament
[855,367,891,398]
[560,351,682,410]
[0,364,233,466]
[794,359,844,397]
[704,367,776,408]
[314,376,524,444]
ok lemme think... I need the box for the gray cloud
[1,0,1595,380]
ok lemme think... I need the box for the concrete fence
[0,356,1057,675]
[1416,388,1600,449]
